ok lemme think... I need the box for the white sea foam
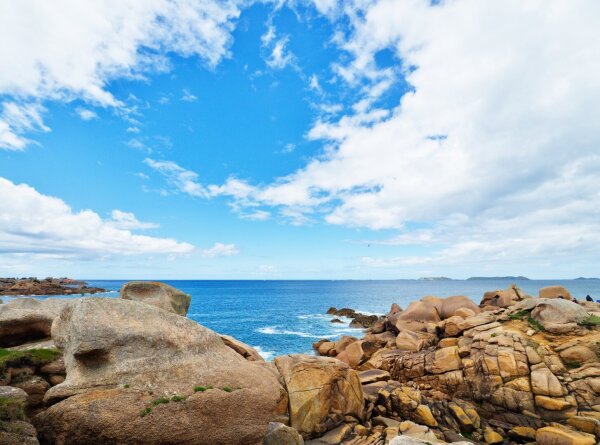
[253,345,276,361]
[256,326,322,338]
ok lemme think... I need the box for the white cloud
[261,25,294,70]
[144,158,209,197]
[75,107,98,121]
[212,0,600,270]
[108,210,159,230]
[201,242,239,257]
[0,177,194,257]
[0,102,49,150]
[0,0,241,149]
[181,89,198,102]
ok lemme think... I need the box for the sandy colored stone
[429,346,462,374]
[539,286,573,301]
[483,426,504,445]
[274,354,364,438]
[397,301,441,323]
[567,416,600,435]
[536,426,595,445]
[263,422,305,445]
[220,334,264,361]
[35,298,287,445]
[531,367,565,397]
[414,404,437,427]
[120,281,191,316]
[439,295,481,319]
[508,426,536,441]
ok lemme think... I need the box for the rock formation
[0,278,105,296]
[120,281,191,316]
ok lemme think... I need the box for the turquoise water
[12,279,600,359]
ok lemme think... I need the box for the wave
[253,345,276,361]
[256,326,322,339]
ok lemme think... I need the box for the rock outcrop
[0,277,105,296]
[120,281,191,316]
[274,355,364,439]
[34,298,288,445]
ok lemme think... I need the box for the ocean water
[8,279,600,360]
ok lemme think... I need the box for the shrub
[222,386,233,393]
[171,395,185,402]
[579,315,600,327]
[139,407,152,417]
[123,384,130,389]
[194,386,206,392]
[508,310,529,321]
[152,397,170,406]
[490,333,497,338]
[527,316,545,332]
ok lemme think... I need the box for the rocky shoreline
[0,277,106,297]
[0,282,598,444]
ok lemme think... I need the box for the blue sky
[1,1,599,279]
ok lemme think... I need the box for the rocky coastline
[0,282,598,444]
[0,278,106,297]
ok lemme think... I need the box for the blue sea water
[9,279,600,360]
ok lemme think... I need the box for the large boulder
[34,298,287,445]
[539,286,573,301]
[120,281,191,316]
[220,334,264,361]
[0,298,71,347]
[439,295,481,319]
[397,301,441,324]
[530,299,589,333]
[274,355,364,438]
[480,284,526,308]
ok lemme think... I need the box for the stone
[534,395,574,411]
[530,299,589,331]
[305,424,352,444]
[120,281,191,316]
[263,423,305,445]
[440,295,481,319]
[444,315,465,336]
[39,358,65,374]
[536,426,596,445]
[372,416,401,429]
[539,286,573,301]
[345,340,377,368]
[531,367,566,397]
[220,334,264,361]
[334,336,358,355]
[397,301,441,323]
[13,376,49,408]
[480,285,526,308]
[483,426,504,444]
[395,330,434,352]
[508,426,536,441]
[414,404,437,427]
[358,369,390,385]
[316,341,336,357]
[0,298,71,347]
[567,416,600,435]
[34,298,288,445]
[274,355,364,438]
[428,346,462,374]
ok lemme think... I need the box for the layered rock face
[35,298,288,444]
[313,285,600,445]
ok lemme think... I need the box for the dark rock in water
[0,277,105,296]
[333,308,356,318]
[330,318,343,324]
[349,314,380,329]
[326,307,337,315]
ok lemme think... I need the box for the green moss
[222,386,233,393]
[123,384,130,389]
[139,407,152,417]
[170,395,185,402]
[194,386,206,392]
[490,333,497,338]
[508,310,529,320]
[0,348,61,372]
[152,397,170,406]
[527,316,546,332]
[579,315,600,327]
[0,397,24,421]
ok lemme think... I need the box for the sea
[5,279,600,360]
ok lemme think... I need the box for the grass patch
[194,384,213,392]
[152,397,170,406]
[171,395,185,402]
[0,348,61,372]
[0,397,24,421]
[222,386,233,393]
[579,315,600,327]
[139,407,152,418]
[508,310,529,321]
[527,316,546,332]
[490,333,497,338]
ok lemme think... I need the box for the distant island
[574,277,600,280]
[0,277,106,296]
[467,276,530,280]
[418,277,453,281]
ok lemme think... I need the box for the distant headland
[466,275,530,280]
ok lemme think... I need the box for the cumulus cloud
[201,242,239,257]
[0,0,241,150]
[213,0,600,269]
[0,177,194,257]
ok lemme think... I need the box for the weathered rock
[535,425,596,445]
[0,298,71,347]
[395,330,435,352]
[397,301,441,324]
[120,281,191,316]
[530,299,589,333]
[220,334,264,361]
[480,284,526,308]
[539,286,573,301]
[263,422,304,445]
[483,426,504,444]
[274,355,364,438]
[34,298,288,445]
[358,369,390,385]
[508,426,536,441]
[440,295,481,319]
[345,340,378,368]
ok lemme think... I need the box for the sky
[1,0,599,280]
